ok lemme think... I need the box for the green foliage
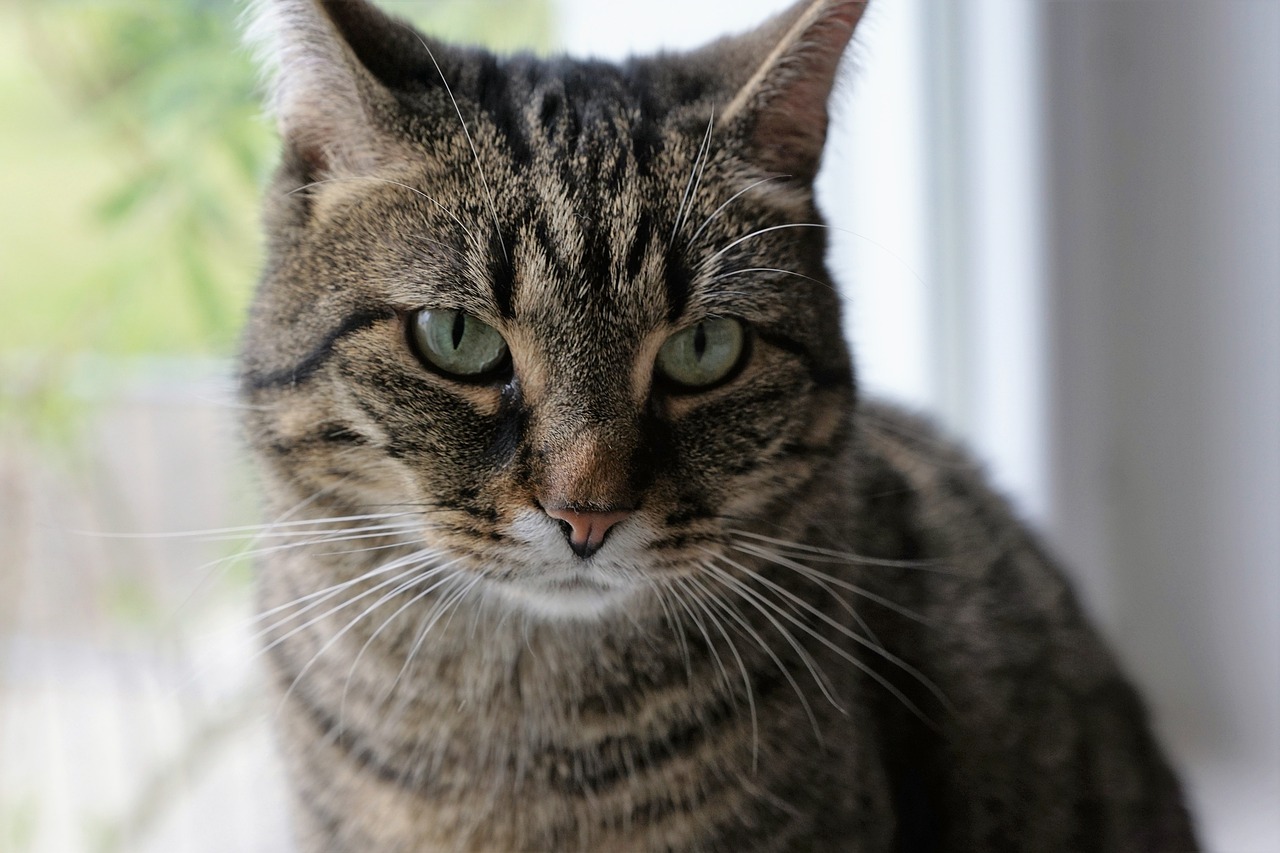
[0,0,553,442]
[0,793,39,852]
[4,0,274,356]
[0,0,553,358]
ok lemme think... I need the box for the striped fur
[239,1,1198,849]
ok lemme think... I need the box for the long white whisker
[647,579,693,690]
[80,512,422,541]
[707,552,947,728]
[728,529,951,571]
[693,568,824,748]
[409,31,507,263]
[689,175,788,249]
[339,559,467,727]
[703,222,825,267]
[252,551,441,652]
[678,574,761,772]
[244,546,438,633]
[197,528,419,579]
[671,109,716,245]
[730,541,934,626]
[701,561,844,720]
[709,267,828,288]
[668,577,736,699]
[383,573,483,704]
[285,176,472,244]
[275,560,457,717]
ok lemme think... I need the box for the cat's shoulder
[854,398,1000,513]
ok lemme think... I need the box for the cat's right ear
[709,0,867,185]
[245,0,421,179]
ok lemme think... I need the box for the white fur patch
[484,509,656,621]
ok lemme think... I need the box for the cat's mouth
[486,568,639,619]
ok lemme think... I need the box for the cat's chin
[483,574,641,621]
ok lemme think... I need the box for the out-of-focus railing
[0,360,290,853]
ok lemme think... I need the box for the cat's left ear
[244,0,426,179]
[718,0,868,184]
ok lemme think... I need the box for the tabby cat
[239,0,1198,849]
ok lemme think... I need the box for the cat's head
[240,0,865,618]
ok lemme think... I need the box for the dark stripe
[664,247,692,322]
[581,213,614,292]
[489,229,516,318]
[267,423,369,457]
[268,640,416,790]
[478,55,532,166]
[623,66,666,174]
[625,211,653,282]
[533,217,562,269]
[485,385,528,465]
[292,782,352,853]
[319,424,368,445]
[604,146,631,196]
[551,665,786,797]
[243,308,395,391]
[755,328,853,388]
[538,88,563,141]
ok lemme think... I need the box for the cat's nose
[543,506,632,558]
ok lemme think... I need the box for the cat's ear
[245,0,423,178]
[715,0,868,183]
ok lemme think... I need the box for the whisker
[383,573,484,705]
[709,267,828,288]
[167,490,415,624]
[677,574,761,771]
[647,579,693,691]
[406,27,506,263]
[184,528,421,608]
[689,174,788,249]
[244,546,436,631]
[671,109,716,246]
[664,577,735,706]
[275,559,457,717]
[727,529,952,571]
[692,568,825,749]
[703,222,825,267]
[727,540,880,639]
[285,176,471,245]
[339,558,467,727]
[701,220,928,293]
[251,550,441,652]
[701,560,839,722]
[706,552,948,730]
[730,540,934,626]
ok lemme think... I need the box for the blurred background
[0,1,1275,850]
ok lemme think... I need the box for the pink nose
[543,507,632,558]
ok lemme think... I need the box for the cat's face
[241,0,864,617]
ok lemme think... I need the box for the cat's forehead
[376,59,732,329]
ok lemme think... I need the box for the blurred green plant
[0,0,552,442]
[7,0,274,355]
[4,0,553,356]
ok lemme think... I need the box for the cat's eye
[655,318,746,390]
[409,309,510,379]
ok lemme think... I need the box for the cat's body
[240,0,1197,849]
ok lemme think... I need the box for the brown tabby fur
[239,0,1199,849]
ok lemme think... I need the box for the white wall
[1040,4,1280,848]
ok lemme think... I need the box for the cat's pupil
[451,311,466,350]
[693,323,707,360]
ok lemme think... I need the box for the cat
[238,0,1199,849]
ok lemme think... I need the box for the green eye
[410,309,509,378]
[655,318,746,390]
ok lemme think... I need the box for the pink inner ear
[748,0,868,182]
